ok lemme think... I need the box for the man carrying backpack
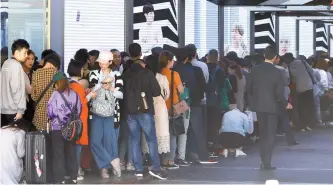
[205,49,226,147]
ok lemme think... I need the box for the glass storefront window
[3,0,46,60]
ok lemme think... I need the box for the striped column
[315,22,328,53]
[254,12,275,53]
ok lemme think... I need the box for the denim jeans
[164,134,177,162]
[177,112,190,160]
[90,115,118,169]
[118,119,133,164]
[127,113,161,172]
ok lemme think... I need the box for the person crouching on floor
[219,104,253,158]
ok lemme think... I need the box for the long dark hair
[145,55,160,75]
[3,119,29,132]
[230,64,243,79]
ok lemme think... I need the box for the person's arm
[112,72,123,99]
[47,92,57,120]
[16,130,26,158]
[162,75,170,100]
[11,65,26,115]
[276,70,288,109]
[175,72,184,94]
[203,63,209,84]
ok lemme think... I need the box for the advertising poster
[224,7,250,58]
[298,20,314,58]
[133,0,179,56]
[279,17,296,56]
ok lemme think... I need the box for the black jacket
[122,63,161,115]
[246,62,287,114]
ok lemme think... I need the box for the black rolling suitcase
[25,131,53,184]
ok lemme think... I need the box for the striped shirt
[89,69,123,124]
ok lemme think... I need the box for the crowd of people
[1,39,333,184]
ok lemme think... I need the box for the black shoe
[260,163,277,171]
[288,141,299,146]
[175,159,191,167]
[149,170,168,180]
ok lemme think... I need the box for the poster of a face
[64,0,125,73]
[298,20,314,58]
[133,0,179,56]
[279,17,296,55]
[224,7,250,58]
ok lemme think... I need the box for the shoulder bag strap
[59,92,75,114]
[302,60,316,85]
[35,74,56,106]
[170,71,174,117]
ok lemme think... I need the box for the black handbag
[169,71,185,136]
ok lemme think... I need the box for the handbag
[170,72,189,117]
[58,92,83,141]
[169,71,186,136]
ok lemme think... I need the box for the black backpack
[206,67,221,107]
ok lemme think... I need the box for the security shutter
[315,22,328,52]
[185,0,219,58]
[330,26,333,57]
[224,7,250,58]
[254,12,276,53]
[298,20,314,58]
[278,17,296,56]
[64,0,125,74]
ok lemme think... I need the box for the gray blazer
[246,62,288,114]
[288,60,314,93]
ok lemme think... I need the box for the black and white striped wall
[133,0,178,49]
[254,12,275,53]
[315,22,328,52]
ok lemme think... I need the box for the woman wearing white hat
[89,51,123,178]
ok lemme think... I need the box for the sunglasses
[101,82,111,85]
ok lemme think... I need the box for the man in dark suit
[246,45,288,170]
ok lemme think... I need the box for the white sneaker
[111,158,121,177]
[100,168,110,179]
[120,162,126,171]
[78,168,85,176]
[126,163,135,171]
[77,175,84,181]
[236,149,247,157]
[223,149,228,158]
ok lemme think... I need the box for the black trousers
[297,90,316,129]
[206,106,223,144]
[219,132,246,149]
[257,112,278,166]
[278,109,296,144]
[51,131,78,182]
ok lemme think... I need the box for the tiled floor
[81,128,333,184]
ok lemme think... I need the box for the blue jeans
[127,113,161,172]
[165,134,177,162]
[118,119,133,164]
[90,115,118,169]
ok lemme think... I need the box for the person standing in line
[122,43,167,180]
[89,51,123,178]
[47,72,82,184]
[274,55,298,146]
[246,45,287,170]
[67,59,90,181]
[31,53,61,131]
[1,39,29,127]
[228,64,246,112]
[160,51,184,169]
[22,50,35,123]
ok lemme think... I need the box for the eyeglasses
[101,82,110,85]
